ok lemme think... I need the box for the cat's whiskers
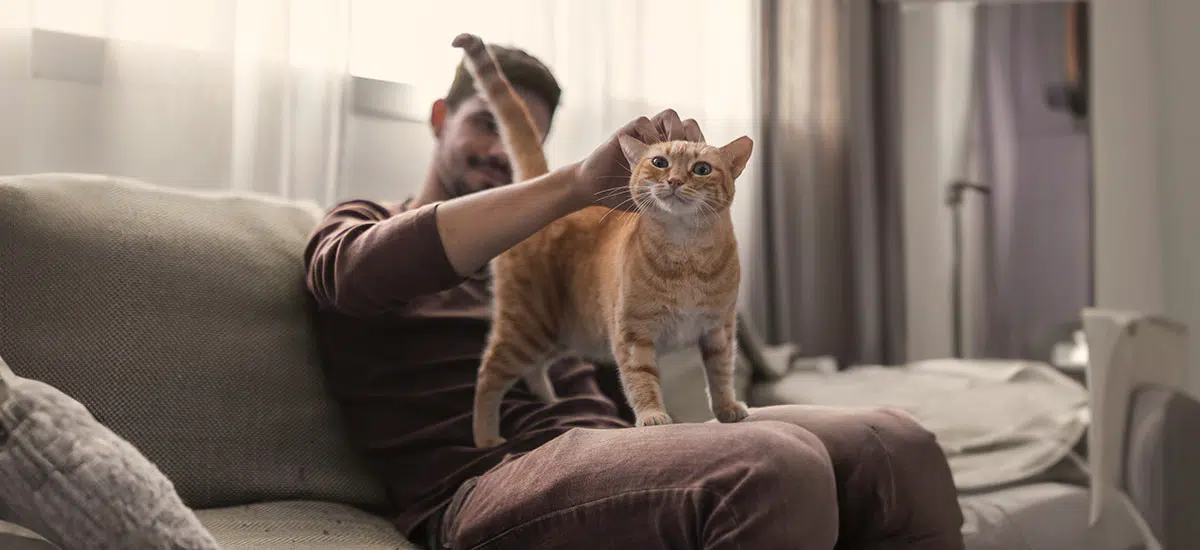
[630,194,652,224]
[611,161,634,176]
[674,187,715,230]
[629,186,653,218]
[598,194,642,224]
[695,197,719,230]
[594,186,631,199]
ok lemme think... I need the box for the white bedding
[748,357,1090,491]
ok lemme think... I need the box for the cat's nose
[667,178,684,187]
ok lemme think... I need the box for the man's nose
[487,140,509,160]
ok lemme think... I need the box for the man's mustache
[466,155,512,182]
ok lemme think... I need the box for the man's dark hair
[445,45,562,123]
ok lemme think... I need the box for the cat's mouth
[647,183,699,212]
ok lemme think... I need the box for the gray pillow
[0,356,220,550]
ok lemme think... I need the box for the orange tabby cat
[452,34,754,448]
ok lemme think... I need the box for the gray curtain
[971,3,1094,361]
[754,0,906,366]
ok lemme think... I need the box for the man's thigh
[442,421,838,550]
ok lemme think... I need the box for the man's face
[430,89,553,198]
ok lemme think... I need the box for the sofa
[0,173,1194,549]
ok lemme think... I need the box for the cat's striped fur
[452,33,754,448]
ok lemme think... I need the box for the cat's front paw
[636,411,673,427]
[713,401,750,423]
[475,435,507,449]
[451,33,483,50]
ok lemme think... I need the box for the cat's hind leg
[522,361,560,404]
[473,325,556,449]
[473,352,519,449]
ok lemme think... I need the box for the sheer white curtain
[0,0,350,204]
[349,0,761,203]
[0,0,759,210]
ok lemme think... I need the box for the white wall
[1090,1,1166,316]
[338,114,431,204]
[1091,0,1200,387]
[1155,0,1200,388]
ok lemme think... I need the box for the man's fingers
[650,109,687,142]
[632,116,660,144]
[621,111,701,144]
[682,118,706,143]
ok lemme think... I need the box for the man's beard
[443,155,512,197]
[441,174,475,199]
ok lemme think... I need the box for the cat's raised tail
[451,33,549,181]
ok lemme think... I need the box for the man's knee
[863,406,942,460]
[711,422,839,547]
[736,420,830,462]
[856,407,965,546]
[853,406,952,493]
[686,421,835,492]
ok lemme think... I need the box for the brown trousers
[432,405,965,550]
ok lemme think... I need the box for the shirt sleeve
[303,199,465,316]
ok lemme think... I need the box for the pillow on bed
[0,356,220,550]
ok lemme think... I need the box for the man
[304,44,965,549]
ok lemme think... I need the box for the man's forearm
[436,162,583,277]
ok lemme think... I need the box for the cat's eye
[650,156,669,169]
[692,162,713,176]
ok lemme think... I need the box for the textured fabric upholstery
[0,173,386,511]
[196,501,418,550]
[1126,387,1200,550]
[0,519,60,550]
[0,359,219,549]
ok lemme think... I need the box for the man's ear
[719,136,754,179]
[618,134,649,166]
[430,98,448,139]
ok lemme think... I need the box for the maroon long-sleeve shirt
[302,199,629,537]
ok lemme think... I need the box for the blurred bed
[653,309,1196,550]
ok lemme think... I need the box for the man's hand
[571,109,707,211]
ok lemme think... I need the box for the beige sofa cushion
[0,173,386,510]
[197,501,418,549]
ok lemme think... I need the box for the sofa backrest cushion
[0,173,387,511]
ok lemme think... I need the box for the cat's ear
[618,134,650,166]
[719,136,754,179]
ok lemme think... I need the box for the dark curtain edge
[870,1,908,365]
[751,0,908,366]
[756,0,782,345]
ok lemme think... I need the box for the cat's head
[618,135,753,220]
